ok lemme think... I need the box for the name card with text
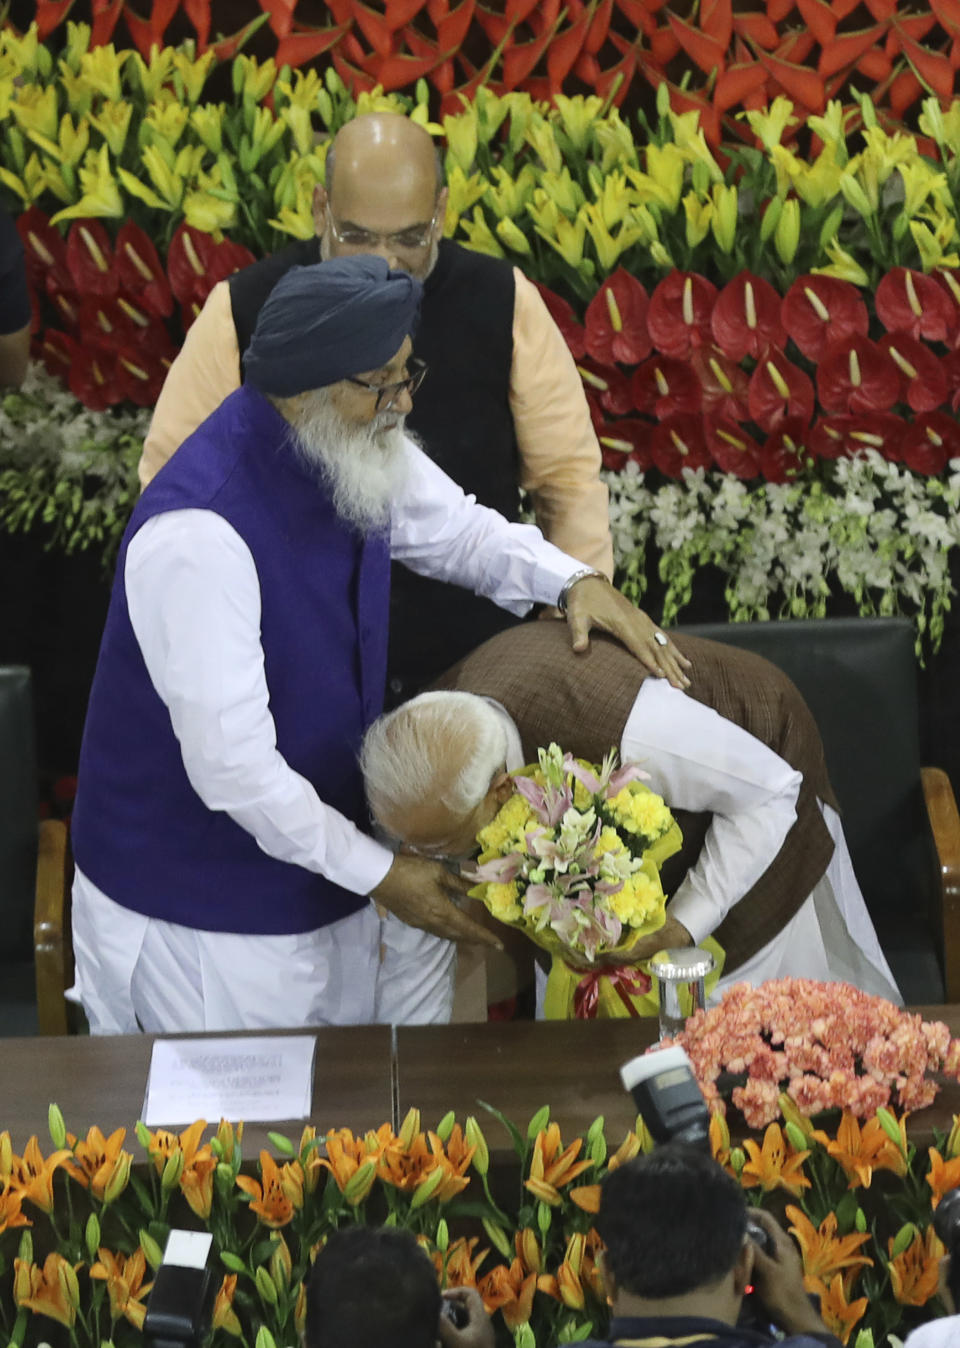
[143,1035,316,1126]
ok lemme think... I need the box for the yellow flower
[741,1123,810,1196]
[171,47,215,105]
[537,167,583,218]
[553,94,604,151]
[594,110,638,174]
[811,239,870,286]
[775,198,801,265]
[444,166,488,235]
[525,115,563,175]
[899,161,947,218]
[128,46,175,101]
[11,85,59,142]
[644,143,686,211]
[743,96,797,152]
[607,785,672,840]
[806,101,852,153]
[279,103,312,157]
[582,203,649,272]
[89,99,132,157]
[51,144,123,224]
[485,882,523,922]
[235,53,277,104]
[276,66,325,113]
[684,191,713,247]
[143,95,190,150]
[0,22,44,78]
[710,182,738,254]
[484,164,537,220]
[910,214,960,272]
[79,44,125,102]
[183,187,236,234]
[444,107,478,174]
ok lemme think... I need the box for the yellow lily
[743,96,797,152]
[50,145,123,223]
[444,106,478,174]
[583,203,651,270]
[117,165,168,212]
[144,95,190,150]
[806,101,853,155]
[538,166,584,217]
[645,142,687,211]
[189,103,224,156]
[484,163,538,220]
[595,109,639,174]
[910,205,960,271]
[61,20,92,73]
[553,94,604,151]
[838,169,875,218]
[459,206,506,258]
[525,114,563,175]
[444,165,488,235]
[128,46,175,102]
[79,45,125,103]
[55,64,94,119]
[244,106,286,164]
[495,217,532,256]
[811,239,870,286]
[183,186,237,234]
[775,197,801,264]
[669,111,723,184]
[0,23,44,78]
[269,178,318,240]
[684,191,714,247]
[275,66,324,114]
[710,182,738,254]
[57,113,90,168]
[899,161,948,218]
[279,103,312,157]
[11,85,60,143]
[89,99,132,157]
[526,188,562,236]
[171,47,215,105]
[592,169,633,230]
[356,86,408,118]
[235,53,277,105]
[473,87,510,143]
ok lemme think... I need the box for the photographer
[305,1225,493,1348]
[579,1145,841,1348]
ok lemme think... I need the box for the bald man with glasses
[139,113,615,710]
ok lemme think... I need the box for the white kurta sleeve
[620,679,803,945]
[125,509,394,897]
[390,438,585,614]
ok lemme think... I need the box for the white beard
[284,392,410,533]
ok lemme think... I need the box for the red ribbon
[572,964,652,1019]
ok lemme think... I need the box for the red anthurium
[704,417,761,477]
[66,220,119,299]
[759,418,810,483]
[38,329,79,382]
[534,280,586,360]
[940,348,960,411]
[748,349,815,431]
[15,206,70,291]
[690,344,750,421]
[47,281,82,331]
[78,296,143,352]
[585,269,651,365]
[646,271,717,357]
[877,333,948,412]
[781,274,869,361]
[711,271,785,361]
[596,418,653,470]
[817,335,900,413]
[933,268,960,339]
[116,222,173,318]
[113,293,172,349]
[875,267,957,342]
[68,345,123,412]
[116,344,172,407]
[902,411,960,474]
[167,222,220,308]
[809,412,905,461]
[577,357,634,415]
[206,238,259,289]
[631,355,701,418]
[650,413,713,477]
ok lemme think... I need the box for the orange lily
[377,1127,475,1203]
[212,1273,243,1336]
[140,1119,218,1217]
[888,1225,944,1306]
[806,1272,868,1345]
[479,1258,538,1327]
[812,1112,908,1187]
[785,1205,873,1289]
[516,1227,542,1274]
[63,1126,133,1203]
[214,1118,243,1167]
[537,1233,588,1311]
[524,1124,594,1206]
[11,1136,72,1214]
[710,1111,731,1166]
[13,1252,80,1328]
[89,1247,154,1330]
[298,1125,323,1194]
[926,1146,960,1209]
[570,1183,601,1212]
[0,1181,30,1236]
[441,1236,488,1289]
[0,1130,13,1181]
[294,1278,308,1337]
[741,1123,810,1197]
[319,1124,395,1194]
[236,1150,300,1228]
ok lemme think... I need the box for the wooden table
[0,1025,394,1153]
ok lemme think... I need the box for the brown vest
[431,623,839,972]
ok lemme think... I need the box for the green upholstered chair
[675,617,960,1005]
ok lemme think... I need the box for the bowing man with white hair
[68,255,690,1035]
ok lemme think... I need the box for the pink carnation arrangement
[661,978,960,1128]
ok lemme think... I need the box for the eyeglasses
[345,356,429,412]
[325,203,440,252]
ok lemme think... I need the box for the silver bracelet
[556,568,608,615]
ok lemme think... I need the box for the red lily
[809,412,905,461]
[650,413,713,477]
[877,333,948,412]
[781,275,869,361]
[902,412,960,475]
[116,222,173,318]
[817,335,899,414]
[534,281,586,359]
[759,418,810,483]
[704,417,761,477]
[66,220,118,299]
[631,355,701,418]
[596,418,654,471]
[876,267,957,343]
[711,271,785,361]
[748,349,815,431]
[646,272,718,357]
[690,345,750,421]
[577,357,634,415]
[585,269,651,365]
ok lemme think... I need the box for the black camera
[143,1230,217,1348]
[440,1296,470,1329]
[932,1185,960,1308]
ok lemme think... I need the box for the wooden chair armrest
[922,766,960,1003]
[34,818,73,1036]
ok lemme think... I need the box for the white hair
[360,691,508,838]
[274,386,410,532]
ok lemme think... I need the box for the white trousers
[70,868,457,1034]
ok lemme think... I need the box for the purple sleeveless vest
[71,385,390,934]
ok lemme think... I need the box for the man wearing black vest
[140,112,614,706]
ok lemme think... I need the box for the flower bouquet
[663,978,960,1128]
[466,743,722,1019]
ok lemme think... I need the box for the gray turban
[243,256,423,397]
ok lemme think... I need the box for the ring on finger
[653,630,668,647]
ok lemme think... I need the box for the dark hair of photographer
[587,1145,843,1348]
[304,1226,494,1348]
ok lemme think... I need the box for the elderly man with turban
[68,256,688,1035]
